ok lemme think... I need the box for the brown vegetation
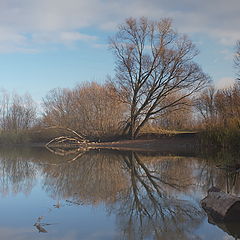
[42,82,126,140]
[195,82,240,149]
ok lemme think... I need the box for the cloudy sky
[0,0,239,101]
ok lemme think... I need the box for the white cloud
[0,0,239,52]
[220,49,234,61]
[215,77,235,89]
[60,32,97,42]
[31,31,97,45]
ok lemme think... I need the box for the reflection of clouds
[0,227,34,240]
[0,226,118,240]
[0,227,78,240]
[82,230,119,240]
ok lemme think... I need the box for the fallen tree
[45,126,89,147]
[201,187,240,222]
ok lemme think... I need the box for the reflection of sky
[0,148,238,240]
[0,179,116,240]
[195,220,235,240]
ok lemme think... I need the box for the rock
[201,188,240,221]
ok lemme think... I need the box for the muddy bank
[47,133,200,156]
[93,133,199,152]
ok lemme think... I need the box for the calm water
[0,146,239,240]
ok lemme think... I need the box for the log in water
[201,187,240,221]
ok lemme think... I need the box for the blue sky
[0,0,239,102]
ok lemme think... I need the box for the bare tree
[42,88,73,128]
[42,82,126,139]
[234,40,240,80]
[0,91,37,132]
[195,82,240,128]
[109,17,210,139]
[195,85,217,126]
[215,82,240,127]
[154,93,193,129]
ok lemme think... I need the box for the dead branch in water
[46,126,87,139]
[45,126,89,147]
[45,145,86,156]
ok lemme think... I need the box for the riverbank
[94,133,198,151]
[46,132,200,155]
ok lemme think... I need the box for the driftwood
[201,187,240,221]
[45,126,89,147]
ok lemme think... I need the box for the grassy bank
[200,126,240,151]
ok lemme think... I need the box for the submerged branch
[45,126,89,147]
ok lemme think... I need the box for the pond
[0,146,239,240]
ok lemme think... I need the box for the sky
[0,0,240,102]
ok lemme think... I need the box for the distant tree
[42,88,73,128]
[0,91,37,132]
[195,85,217,126]
[154,93,193,129]
[215,82,240,127]
[109,17,209,139]
[195,82,240,128]
[234,40,240,80]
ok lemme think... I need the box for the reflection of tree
[0,146,78,197]
[197,151,240,196]
[0,147,38,196]
[42,149,205,239]
[107,152,204,240]
[41,150,129,204]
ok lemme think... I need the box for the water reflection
[197,150,240,196]
[0,147,38,196]
[0,146,239,239]
[42,150,129,203]
[107,152,204,240]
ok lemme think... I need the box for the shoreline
[46,132,200,154]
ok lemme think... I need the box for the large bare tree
[109,17,210,139]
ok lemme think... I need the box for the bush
[201,125,240,151]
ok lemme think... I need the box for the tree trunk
[201,188,240,222]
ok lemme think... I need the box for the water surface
[0,147,239,240]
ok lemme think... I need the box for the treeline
[196,82,240,149]
[0,84,196,142]
[0,90,37,143]
[0,80,239,145]
[0,83,126,143]
[0,82,193,143]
